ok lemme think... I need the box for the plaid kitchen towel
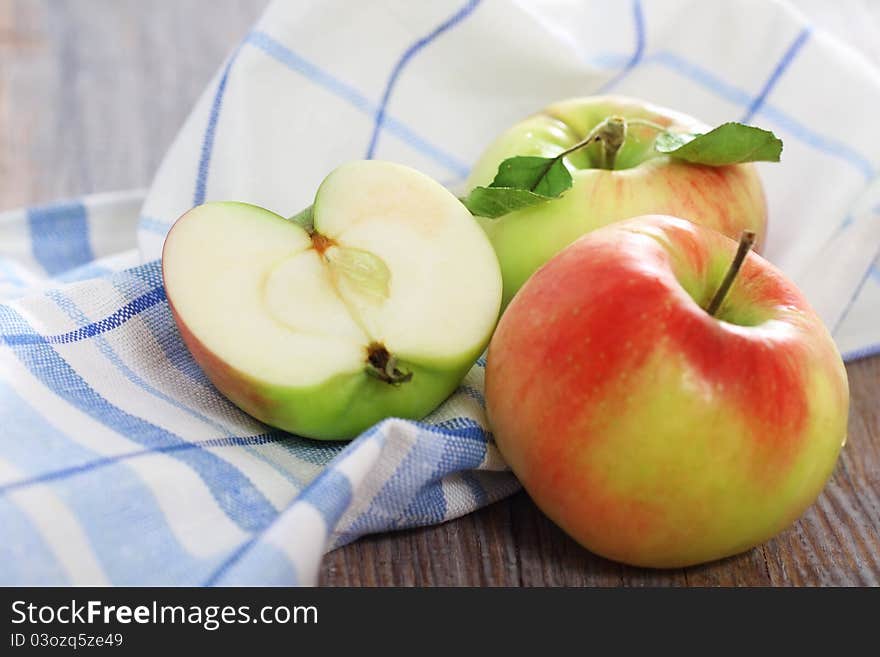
[2,0,880,585]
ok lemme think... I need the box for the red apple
[485,215,848,568]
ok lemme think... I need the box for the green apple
[163,160,502,440]
[485,214,848,568]
[466,95,768,307]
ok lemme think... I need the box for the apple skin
[466,95,768,308]
[485,215,848,568]
[165,281,479,440]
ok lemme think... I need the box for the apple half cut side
[162,160,502,440]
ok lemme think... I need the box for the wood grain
[0,0,877,587]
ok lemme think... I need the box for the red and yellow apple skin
[485,215,848,568]
[466,95,768,308]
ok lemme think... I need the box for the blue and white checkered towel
[2,0,880,585]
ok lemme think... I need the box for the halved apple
[162,160,502,440]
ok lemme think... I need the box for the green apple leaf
[491,156,572,195]
[460,155,573,218]
[459,186,558,218]
[655,123,783,165]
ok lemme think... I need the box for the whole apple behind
[485,215,848,568]
[466,95,768,307]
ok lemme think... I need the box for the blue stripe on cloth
[832,243,880,335]
[757,103,876,179]
[459,384,485,406]
[597,0,645,93]
[0,432,282,497]
[245,31,374,112]
[208,540,299,586]
[194,47,242,206]
[842,342,880,362]
[207,464,360,585]
[204,414,496,585]
[365,0,481,159]
[589,52,631,69]
[596,47,876,180]
[299,469,354,523]
[202,535,260,587]
[202,429,385,586]
[45,289,304,490]
[0,304,278,533]
[245,30,470,178]
[741,27,811,123]
[2,356,307,586]
[0,498,72,585]
[460,471,488,507]
[648,51,752,106]
[114,263,207,383]
[27,201,94,276]
[2,286,166,345]
[0,380,225,585]
[341,417,489,535]
[139,216,173,236]
[400,417,488,524]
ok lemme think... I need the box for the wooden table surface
[2,0,878,586]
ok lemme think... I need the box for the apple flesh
[466,95,768,307]
[485,215,848,568]
[163,160,502,440]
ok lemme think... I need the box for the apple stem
[705,230,757,317]
[555,116,628,170]
[597,117,627,169]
